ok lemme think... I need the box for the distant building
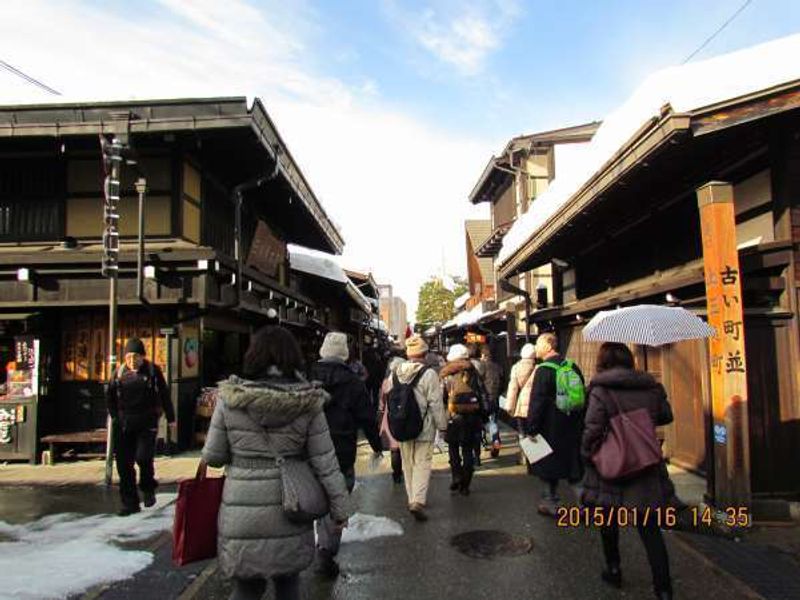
[468,121,600,344]
[378,284,407,342]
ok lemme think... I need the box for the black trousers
[114,422,158,508]
[230,575,299,600]
[600,515,672,593]
[448,440,475,484]
[390,448,403,481]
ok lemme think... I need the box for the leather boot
[601,564,622,588]
[315,548,340,579]
[459,470,473,496]
[450,463,462,491]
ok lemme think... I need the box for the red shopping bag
[172,461,225,566]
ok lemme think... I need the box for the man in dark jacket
[311,332,383,578]
[107,337,175,516]
[525,332,584,516]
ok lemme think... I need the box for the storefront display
[0,336,40,463]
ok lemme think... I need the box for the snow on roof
[444,304,504,330]
[454,291,471,310]
[289,244,348,283]
[498,33,800,267]
[289,244,373,313]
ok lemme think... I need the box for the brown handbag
[591,392,663,481]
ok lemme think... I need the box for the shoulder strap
[522,364,538,386]
[539,361,561,371]
[255,423,283,462]
[409,366,429,387]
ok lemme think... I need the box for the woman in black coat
[581,342,674,600]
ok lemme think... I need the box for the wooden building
[0,97,345,460]
[498,78,800,507]
[468,122,600,345]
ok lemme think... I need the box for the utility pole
[102,136,124,487]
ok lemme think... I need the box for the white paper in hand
[498,395,509,411]
[520,435,553,464]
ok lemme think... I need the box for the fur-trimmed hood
[439,359,474,378]
[218,375,329,427]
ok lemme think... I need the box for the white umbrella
[582,304,715,347]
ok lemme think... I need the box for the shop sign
[180,322,200,378]
[713,423,728,445]
[465,332,486,344]
[10,337,39,398]
[0,406,23,444]
[246,220,287,278]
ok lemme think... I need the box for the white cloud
[0,0,492,317]
[386,0,522,76]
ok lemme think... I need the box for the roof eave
[498,112,692,277]
[0,96,345,255]
[248,99,344,254]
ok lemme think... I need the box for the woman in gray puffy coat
[202,326,353,600]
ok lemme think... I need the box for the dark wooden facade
[500,85,800,502]
[0,98,344,458]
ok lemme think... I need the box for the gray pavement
[3,434,796,599]
[177,449,764,600]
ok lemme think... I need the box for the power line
[683,0,754,64]
[0,59,61,96]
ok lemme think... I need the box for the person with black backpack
[440,344,486,496]
[386,335,447,521]
[107,337,175,516]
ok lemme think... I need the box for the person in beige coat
[391,335,447,521]
[505,343,536,419]
[505,343,537,466]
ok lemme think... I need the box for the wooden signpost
[697,181,751,508]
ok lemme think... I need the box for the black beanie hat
[124,337,146,356]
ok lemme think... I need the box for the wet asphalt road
[1,435,763,600]
[177,443,756,600]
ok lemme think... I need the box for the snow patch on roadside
[0,494,176,600]
[341,513,403,544]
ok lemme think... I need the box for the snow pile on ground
[498,32,800,267]
[0,494,175,600]
[341,513,403,544]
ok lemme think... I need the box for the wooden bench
[41,429,108,463]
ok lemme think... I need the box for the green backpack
[540,359,585,414]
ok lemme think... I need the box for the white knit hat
[320,332,349,362]
[447,343,469,362]
[520,343,535,359]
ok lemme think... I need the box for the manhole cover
[450,530,533,559]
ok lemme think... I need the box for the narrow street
[3,431,788,600]
[2,6,800,600]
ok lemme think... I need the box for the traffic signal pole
[102,136,124,487]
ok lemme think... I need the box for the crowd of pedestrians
[110,324,678,599]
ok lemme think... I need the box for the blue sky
[209,0,800,137]
[2,0,800,316]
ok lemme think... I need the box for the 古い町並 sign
[697,181,751,507]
